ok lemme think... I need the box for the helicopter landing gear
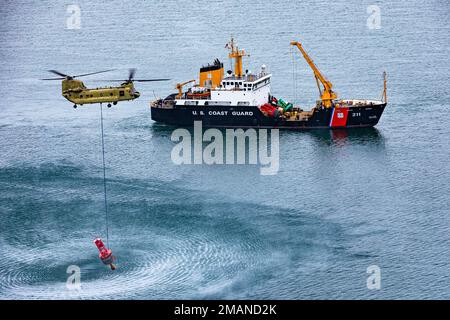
[113,101,117,105]
[73,104,77,109]
[107,103,112,108]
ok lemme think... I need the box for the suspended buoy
[94,238,116,270]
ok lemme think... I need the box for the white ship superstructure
[174,37,271,107]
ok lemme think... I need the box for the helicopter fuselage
[61,79,140,106]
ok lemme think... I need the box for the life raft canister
[94,238,116,270]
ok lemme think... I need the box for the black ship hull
[151,103,386,130]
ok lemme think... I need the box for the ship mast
[382,71,387,103]
[227,36,248,78]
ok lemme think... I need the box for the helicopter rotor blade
[134,79,171,82]
[92,78,171,82]
[128,68,136,82]
[91,80,130,82]
[48,70,70,78]
[41,77,66,80]
[73,69,115,78]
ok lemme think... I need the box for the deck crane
[290,41,337,108]
[175,79,196,99]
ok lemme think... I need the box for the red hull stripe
[329,107,349,127]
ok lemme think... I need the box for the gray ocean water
[0,0,449,299]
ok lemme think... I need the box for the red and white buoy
[94,238,116,270]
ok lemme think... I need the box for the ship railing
[339,99,384,106]
[223,72,270,83]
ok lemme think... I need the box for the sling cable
[93,103,116,270]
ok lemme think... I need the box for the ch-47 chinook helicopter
[42,69,169,108]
